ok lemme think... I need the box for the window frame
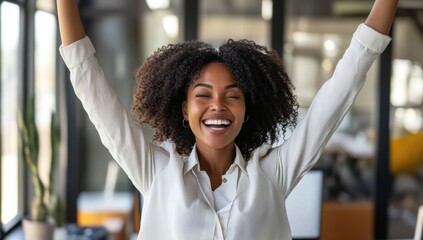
[0,0,59,237]
[0,0,26,236]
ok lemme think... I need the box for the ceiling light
[146,0,169,10]
[262,0,272,20]
[162,15,179,38]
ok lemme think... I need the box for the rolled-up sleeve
[59,37,169,194]
[261,23,391,196]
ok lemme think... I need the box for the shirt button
[222,178,227,183]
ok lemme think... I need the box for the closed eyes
[195,94,211,98]
[195,94,240,99]
[226,95,240,99]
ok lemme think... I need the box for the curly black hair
[133,39,298,160]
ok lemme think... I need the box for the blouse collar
[183,144,248,176]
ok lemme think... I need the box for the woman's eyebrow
[193,83,239,89]
[225,84,239,89]
[193,83,212,89]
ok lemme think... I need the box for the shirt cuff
[353,23,392,53]
[59,36,96,69]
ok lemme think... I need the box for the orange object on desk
[77,192,133,240]
[320,201,373,240]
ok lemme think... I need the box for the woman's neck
[196,144,235,178]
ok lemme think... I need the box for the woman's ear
[182,101,188,119]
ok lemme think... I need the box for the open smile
[202,119,232,131]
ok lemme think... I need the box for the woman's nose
[210,97,227,111]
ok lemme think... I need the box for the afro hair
[133,39,298,160]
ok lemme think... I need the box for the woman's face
[182,62,246,152]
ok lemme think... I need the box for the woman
[57,0,398,239]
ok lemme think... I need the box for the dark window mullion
[374,25,394,240]
[184,0,198,41]
[271,0,285,58]
[21,0,35,220]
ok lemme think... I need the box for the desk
[3,225,108,240]
[77,192,133,240]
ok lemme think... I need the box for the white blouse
[60,23,390,240]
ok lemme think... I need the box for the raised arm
[365,0,399,35]
[57,0,85,46]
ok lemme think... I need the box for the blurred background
[1,0,422,239]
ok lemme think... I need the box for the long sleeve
[59,37,169,194]
[260,23,392,196]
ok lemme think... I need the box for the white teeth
[204,119,230,125]
[210,127,225,130]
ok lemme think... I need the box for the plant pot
[22,219,55,240]
[54,226,68,240]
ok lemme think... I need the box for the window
[1,0,60,236]
[141,0,183,60]
[1,1,22,230]
[391,59,423,134]
[199,0,270,47]
[389,57,423,238]
[34,9,57,191]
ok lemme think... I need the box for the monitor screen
[415,205,423,240]
[286,170,324,239]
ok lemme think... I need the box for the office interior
[1,0,422,239]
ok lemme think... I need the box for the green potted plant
[18,97,63,240]
[46,111,64,227]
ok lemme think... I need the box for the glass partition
[389,18,423,238]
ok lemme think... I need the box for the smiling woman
[56,0,398,238]
[182,63,246,189]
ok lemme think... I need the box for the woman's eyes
[195,94,240,99]
[195,94,210,98]
[226,95,240,99]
